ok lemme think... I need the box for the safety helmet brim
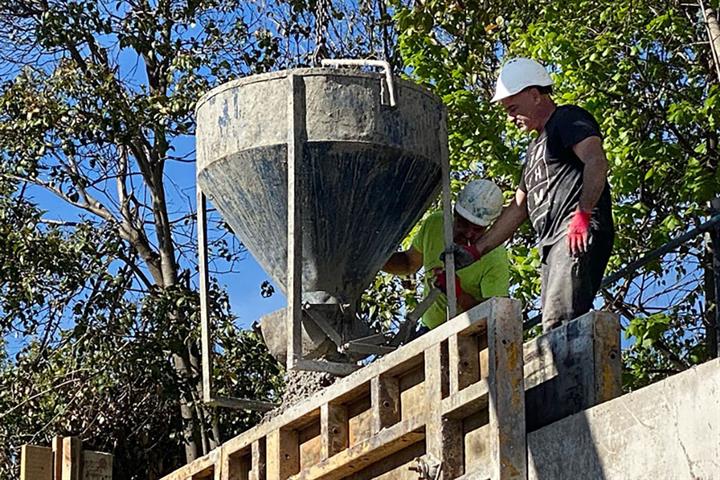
[455,203,493,227]
[491,57,553,103]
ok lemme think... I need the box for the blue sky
[26,139,287,330]
[221,258,286,328]
[1,24,291,357]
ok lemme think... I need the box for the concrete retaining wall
[528,358,720,480]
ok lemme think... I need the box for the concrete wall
[528,358,720,480]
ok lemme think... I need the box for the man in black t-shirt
[456,58,614,332]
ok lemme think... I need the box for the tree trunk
[171,351,200,461]
[702,6,720,82]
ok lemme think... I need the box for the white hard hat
[491,58,553,103]
[455,179,503,226]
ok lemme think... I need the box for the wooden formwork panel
[343,441,425,480]
[21,437,113,480]
[161,298,526,480]
[161,307,621,480]
[346,393,372,447]
[21,445,53,480]
[523,311,621,432]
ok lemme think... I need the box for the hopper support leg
[197,187,277,411]
[439,108,457,320]
[284,74,363,376]
[286,73,304,371]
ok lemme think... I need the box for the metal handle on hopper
[321,59,397,107]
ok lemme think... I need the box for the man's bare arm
[474,188,529,255]
[573,136,608,212]
[383,247,423,276]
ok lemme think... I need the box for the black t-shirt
[519,105,613,250]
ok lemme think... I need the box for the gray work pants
[540,230,614,332]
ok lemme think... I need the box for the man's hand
[433,268,463,297]
[383,247,423,276]
[567,209,592,255]
[440,243,484,270]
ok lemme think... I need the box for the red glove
[434,270,464,297]
[567,209,592,255]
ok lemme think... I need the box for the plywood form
[346,394,372,447]
[21,437,113,480]
[61,437,82,480]
[161,298,526,480]
[161,305,621,480]
[321,403,349,460]
[20,445,53,480]
[342,442,425,480]
[83,451,113,480]
[222,447,251,480]
[523,311,621,432]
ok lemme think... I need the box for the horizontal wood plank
[160,449,220,480]
[288,417,425,480]
[442,379,489,419]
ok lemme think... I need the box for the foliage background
[1,0,719,477]
[378,0,720,388]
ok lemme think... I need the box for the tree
[9,0,717,475]
[391,0,720,387]
[0,0,287,476]
[0,0,405,476]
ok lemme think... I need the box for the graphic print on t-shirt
[518,105,613,250]
[524,134,550,234]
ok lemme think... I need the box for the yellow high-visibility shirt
[411,212,510,329]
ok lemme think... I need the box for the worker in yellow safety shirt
[383,179,510,336]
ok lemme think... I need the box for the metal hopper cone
[196,61,451,382]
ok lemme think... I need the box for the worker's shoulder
[422,210,445,230]
[554,104,598,123]
[425,210,444,222]
[482,244,509,265]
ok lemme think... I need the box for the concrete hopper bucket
[196,65,446,367]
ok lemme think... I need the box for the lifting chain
[312,0,330,65]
